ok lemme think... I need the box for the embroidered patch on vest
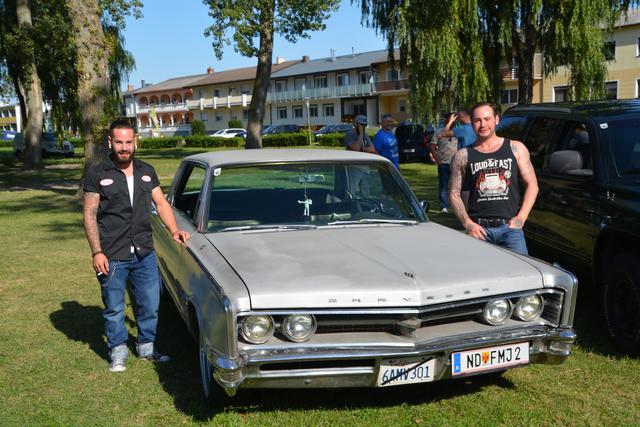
[100,178,114,186]
[141,175,151,182]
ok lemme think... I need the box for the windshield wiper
[326,219,418,226]
[218,224,317,232]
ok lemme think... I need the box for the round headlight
[281,314,317,342]
[241,315,274,344]
[514,294,544,322]
[482,299,512,325]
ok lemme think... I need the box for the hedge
[184,135,243,148]
[315,132,346,147]
[137,136,184,149]
[262,132,309,147]
[0,140,13,148]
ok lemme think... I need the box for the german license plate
[402,148,416,153]
[451,342,529,376]
[377,357,436,387]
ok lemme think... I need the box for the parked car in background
[152,148,577,404]
[498,100,640,355]
[261,124,300,135]
[209,128,246,139]
[314,123,353,141]
[395,122,431,163]
[13,131,74,158]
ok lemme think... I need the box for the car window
[605,117,640,176]
[522,117,565,169]
[395,125,416,139]
[496,115,528,140]
[173,164,207,224]
[552,121,593,173]
[207,162,422,231]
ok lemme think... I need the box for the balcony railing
[137,102,189,113]
[187,94,252,110]
[500,54,543,81]
[374,79,410,92]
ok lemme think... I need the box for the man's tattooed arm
[83,192,101,254]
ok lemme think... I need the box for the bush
[0,140,14,148]
[262,132,309,147]
[184,135,243,148]
[316,133,346,147]
[228,119,243,129]
[137,136,183,149]
[68,137,85,148]
[191,120,206,135]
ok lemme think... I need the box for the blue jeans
[484,225,529,256]
[98,251,160,350]
[437,164,451,209]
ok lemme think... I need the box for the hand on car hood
[206,223,544,309]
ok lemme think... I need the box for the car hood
[205,223,545,309]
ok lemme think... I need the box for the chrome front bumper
[209,326,576,396]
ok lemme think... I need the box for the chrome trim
[236,289,564,317]
[209,326,576,391]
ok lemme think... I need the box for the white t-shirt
[126,175,134,206]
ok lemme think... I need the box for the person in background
[344,115,375,153]
[430,112,458,212]
[373,113,399,168]
[440,108,477,149]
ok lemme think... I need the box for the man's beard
[113,149,134,165]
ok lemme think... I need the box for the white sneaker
[108,344,128,372]
[441,207,448,213]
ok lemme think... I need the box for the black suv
[498,100,640,355]
[395,122,431,162]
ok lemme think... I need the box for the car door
[157,162,208,310]
[525,117,598,265]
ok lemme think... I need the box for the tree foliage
[203,0,340,148]
[357,0,634,122]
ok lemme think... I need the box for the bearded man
[83,119,189,372]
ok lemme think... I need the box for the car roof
[184,148,388,168]
[503,99,640,119]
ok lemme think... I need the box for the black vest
[465,139,520,220]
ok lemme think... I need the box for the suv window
[607,117,640,175]
[496,115,527,140]
[174,164,207,223]
[554,121,593,171]
[523,117,565,169]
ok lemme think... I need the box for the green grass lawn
[0,147,638,426]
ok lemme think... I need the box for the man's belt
[475,218,508,227]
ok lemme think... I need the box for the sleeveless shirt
[465,138,520,220]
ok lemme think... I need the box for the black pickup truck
[498,100,640,355]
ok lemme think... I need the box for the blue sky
[122,0,388,89]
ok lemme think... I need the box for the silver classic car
[152,149,577,403]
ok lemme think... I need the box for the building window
[228,87,236,96]
[278,107,288,119]
[314,75,328,88]
[294,78,306,91]
[200,112,208,122]
[358,70,370,84]
[216,114,224,122]
[605,81,618,100]
[554,86,568,102]
[309,104,318,117]
[293,106,303,118]
[604,41,616,61]
[323,103,335,117]
[354,104,366,115]
[243,109,249,119]
[398,99,407,113]
[275,80,287,93]
[241,85,251,95]
[336,73,350,87]
[501,89,519,104]
[214,89,221,98]
[386,69,400,81]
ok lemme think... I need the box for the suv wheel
[603,252,640,355]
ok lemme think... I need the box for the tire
[603,252,640,356]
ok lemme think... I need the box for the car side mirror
[420,200,429,213]
[548,150,592,176]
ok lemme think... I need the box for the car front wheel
[603,252,640,356]
[197,325,231,406]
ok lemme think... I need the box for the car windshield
[606,117,640,175]
[318,126,332,133]
[206,162,424,232]
[42,132,56,141]
[395,125,421,139]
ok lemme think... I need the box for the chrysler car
[151,149,577,404]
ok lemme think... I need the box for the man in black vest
[83,119,190,372]
[449,103,538,255]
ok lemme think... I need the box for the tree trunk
[513,1,538,104]
[245,2,275,149]
[67,0,111,170]
[16,0,43,169]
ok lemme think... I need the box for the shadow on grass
[0,191,81,216]
[152,298,516,421]
[49,301,137,363]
